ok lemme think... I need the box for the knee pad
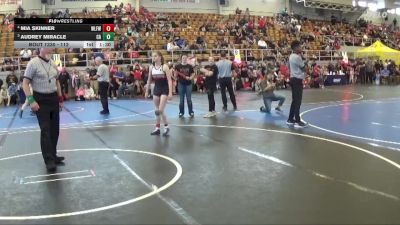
[155,110,160,116]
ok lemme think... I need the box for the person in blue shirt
[380,66,391,84]
[380,66,390,77]
[115,67,125,79]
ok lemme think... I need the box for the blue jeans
[178,83,193,115]
[262,93,285,112]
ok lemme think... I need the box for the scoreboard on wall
[14,18,115,49]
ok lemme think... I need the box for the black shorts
[153,84,169,97]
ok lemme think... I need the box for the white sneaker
[203,112,211,118]
[294,121,309,128]
[210,111,217,117]
[163,127,170,136]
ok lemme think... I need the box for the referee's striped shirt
[23,56,59,94]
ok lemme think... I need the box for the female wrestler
[145,51,173,136]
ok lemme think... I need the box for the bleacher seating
[0,9,379,65]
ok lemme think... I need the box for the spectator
[118,71,134,98]
[84,84,95,100]
[59,68,70,100]
[93,50,104,60]
[75,86,85,101]
[16,5,25,18]
[258,17,267,33]
[71,69,81,95]
[133,64,144,95]
[176,54,195,117]
[20,49,32,61]
[7,81,17,106]
[235,7,242,15]
[106,3,112,14]
[0,86,7,106]
[82,7,89,15]
[258,38,267,49]
[89,65,99,98]
[108,63,119,99]
[6,72,18,87]
[245,8,250,17]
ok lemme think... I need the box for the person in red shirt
[108,64,119,99]
[125,3,132,15]
[133,64,144,95]
[129,13,137,21]
[258,17,266,33]
[196,74,205,93]
[139,6,145,15]
[312,65,323,88]
[129,47,139,59]
[247,20,254,31]
[109,62,118,75]
[279,63,290,89]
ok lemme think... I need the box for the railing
[321,34,376,47]
[1,48,366,74]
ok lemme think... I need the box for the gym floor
[0,85,400,224]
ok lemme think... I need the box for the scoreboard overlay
[14,18,115,49]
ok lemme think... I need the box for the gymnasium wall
[290,0,364,23]
[0,0,288,16]
[46,0,133,12]
[0,5,18,14]
[0,0,25,14]
[219,0,287,16]
[140,0,219,14]
[359,9,400,25]
[312,0,351,5]
[22,0,42,13]
[140,0,287,16]
[0,0,137,14]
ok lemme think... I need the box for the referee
[94,57,110,115]
[287,40,308,128]
[23,48,65,172]
[216,52,237,111]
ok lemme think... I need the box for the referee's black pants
[99,81,109,112]
[33,92,59,165]
[288,77,303,123]
[219,77,237,109]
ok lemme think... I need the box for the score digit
[102,24,115,32]
[102,32,115,41]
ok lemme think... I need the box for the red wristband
[59,96,64,103]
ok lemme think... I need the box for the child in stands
[133,64,144,95]
[75,85,85,101]
[7,81,18,106]
[84,84,95,100]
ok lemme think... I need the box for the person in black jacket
[200,57,218,118]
